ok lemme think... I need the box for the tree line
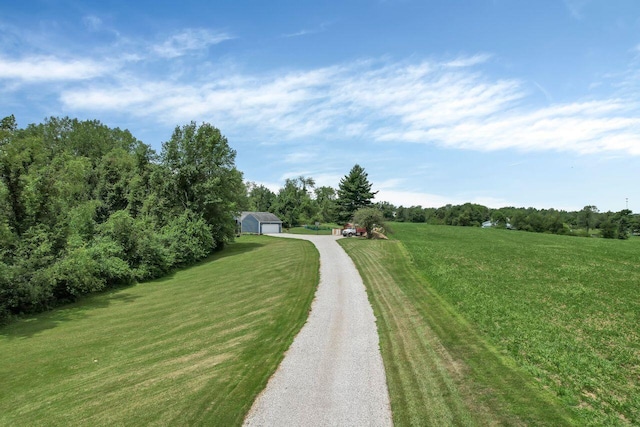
[390,203,638,239]
[0,116,245,322]
[247,164,637,240]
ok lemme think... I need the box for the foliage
[375,201,396,221]
[578,205,599,233]
[0,236,319,426]
[336,164,377,223]
[161,210,214,266]
[314,186,338,223]
[0,116,244,323]
[161,121,245,247]
[353,207,385,239]
[246,182,276,212]
[392,223,640,426]
[272,176,316,228]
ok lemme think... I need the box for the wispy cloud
[564,0,590,19]
[281,22,333,38]
[152,29,233,58]
[284,151,316,164]
[282,29,315,38]
[82,15,103,32]
[17,45,639,157]
[0,55,110,82]
[375,189,463,208]
[443,53,492,68]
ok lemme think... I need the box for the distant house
[238,212,283,234]
[482,220,514,229]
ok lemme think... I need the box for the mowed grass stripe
[340,238,578,426]
[353,240,476,426]
[0,235,318,426]
[393,223,640,426]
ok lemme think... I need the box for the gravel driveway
[243,234,393,427]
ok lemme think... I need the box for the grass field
[340,237,578,426]
[0,235,319,426]
[345,223,638,426]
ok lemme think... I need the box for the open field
[381,223,638,426]
[340,237,577,426]
[0,235,318,426]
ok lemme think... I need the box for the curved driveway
[243,234,392,427]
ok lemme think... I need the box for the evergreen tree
[336,164,377,223]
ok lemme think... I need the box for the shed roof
[241,212,282,223]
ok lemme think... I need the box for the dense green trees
[160,122,245,247]
[0,117,245,323]
[314,186,338,223]
[246,183,276,212]
[253,165,377,227]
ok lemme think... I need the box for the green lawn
[0,235,319,426]
[287,223,342,235]
[340,237,577,426]
[356,223,638,426]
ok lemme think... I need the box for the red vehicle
[342,223,366,237]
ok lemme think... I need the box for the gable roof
[241,212,282,223]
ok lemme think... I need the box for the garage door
[261,223,281,234]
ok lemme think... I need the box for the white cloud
[281,22,333,38]
[0,55,109,82]
[376,178,405,190]
[54,53,640,156]
[282,29,314,38]
[152,29,232,58]
[443,53,492,68]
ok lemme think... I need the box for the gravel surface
[243,234,393,427]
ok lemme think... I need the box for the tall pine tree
[336,164,377,223]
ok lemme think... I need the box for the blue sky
[2,0,639,212]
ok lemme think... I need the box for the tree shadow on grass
[148,241,265,284]
[0,241,266,337]
[0,290,142,340]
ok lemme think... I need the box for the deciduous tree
[353,207,385,239]
[161,122,245,247]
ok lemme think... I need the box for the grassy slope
[340,237,577,426]
[0,235,319,426]
[391,223,639,426]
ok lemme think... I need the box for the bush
[88,237,134,287]
[353,207,385,239]
[132,224,171,280]
[52,247,105,297]
[162,210,215,266]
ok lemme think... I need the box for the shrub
[162,210,215,266]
